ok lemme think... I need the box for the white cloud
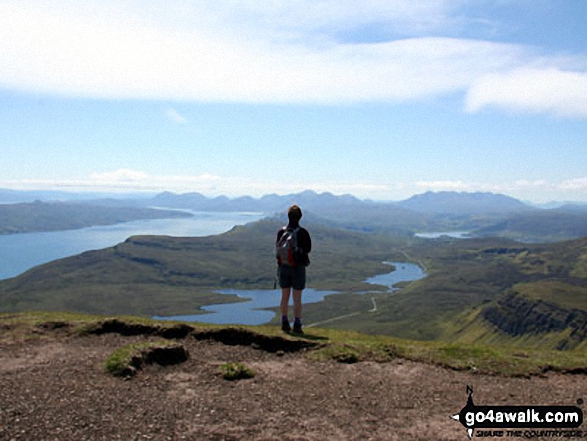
[85,170,223,192]
[0,2,518,103]
[3,172,587,202]
[0,1,586,117]
[415,180,473,191]
[90,169,150,182]
[415,179,557,194]
[513,179,548,189]
[165,108,188,124]
[195,0,459,40]
[466,68,587,117]
[558,178,587,191]
[0,169,393,199]
[1,172,220,194]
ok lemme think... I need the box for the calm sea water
[0,211,265,280]
[154,261,426,325]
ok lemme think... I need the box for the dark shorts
[278,265,306,290]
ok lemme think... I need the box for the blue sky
[1,0,586,202]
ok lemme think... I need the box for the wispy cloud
[89,169,150,182]
[0,1,586,118]
[197,0,460,41]
[466,68,587,118]
[558,178,587,191]
[415,179,555,193]
[165,108,188,124]
[2,171,587,201]
[0,3,518,103]
[0,169,391,198]
[1,170,223,194]
[415,180,473,191]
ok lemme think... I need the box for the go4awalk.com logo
[451,386,584,439]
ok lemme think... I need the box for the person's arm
[300,229,311,254]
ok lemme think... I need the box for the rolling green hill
[442,238,587,350]
[307,235,587,349]
[0,201,191,234]
[473,210,587,242]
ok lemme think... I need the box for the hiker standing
[276,205,311,334]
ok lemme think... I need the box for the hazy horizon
[2,186,587,206]
[1,1,587,203]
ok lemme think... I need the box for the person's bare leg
[280,288,291,318]
[293,289,303,321]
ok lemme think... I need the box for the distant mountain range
[2,188,587,241]
[395,191,532,215]
[143,189,373,216]
[2,187,585,214]
[145,189,538,215]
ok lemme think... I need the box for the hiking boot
[281,320,291,332]
[292,322,303,334]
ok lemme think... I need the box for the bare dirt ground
[1,325,586,441]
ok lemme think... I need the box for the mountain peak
[398,191,532,215]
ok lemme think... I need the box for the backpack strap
[281,226,300,239]
[290,227,300,248]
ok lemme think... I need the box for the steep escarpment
[481,291,587,349]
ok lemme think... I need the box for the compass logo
[451,386,583,439]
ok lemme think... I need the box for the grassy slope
[473,210,587,242]
[298,237,522,339]
[298,236,587,347]
[438,237,587,349]
[2,311,586,377]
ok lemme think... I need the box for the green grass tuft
[104,340,181,377]
[318,344,361,363]
[219,362,255,381]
